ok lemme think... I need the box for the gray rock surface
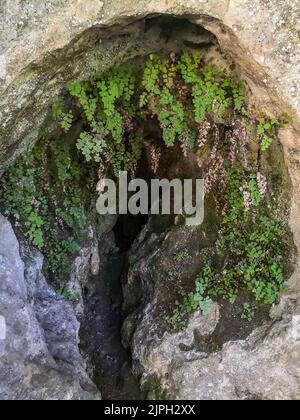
[0,0,299,172]
[0,1,299,114]
[122,219,300,400]
[68,219,143,400]
[0,214,100,400]
[132,299,300,400]
[0,0,300,401]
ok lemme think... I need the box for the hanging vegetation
[0,52,293,325]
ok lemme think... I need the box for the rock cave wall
[0,0,300,401]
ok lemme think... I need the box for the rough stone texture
[123,219,300,400]
[0,1,299,168]
[0,1,299,113]
[64,217,142,400]
[0,0,300,401]
[67,224,100,318]
[0,214,100,400]
[133,306,300,400]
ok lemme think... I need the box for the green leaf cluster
[57,52,249,173]
[0,135,97,279]
[257,114,290,152]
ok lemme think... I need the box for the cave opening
[79,212,149,400]
[0,14,297,401]
[113,148,152,254]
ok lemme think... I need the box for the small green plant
[231,80,246,112]
[257,114,291,152]
[241,303,255,322]
[165,284,213,331]
[52,101,74,132]
[195,277,213,315]
[57,283,76,302]
[165,288,200,331]
[173,249,189,262]
[25,212,45,249]
[52,100,63,118]
[76,131,105,163]
[61,111,74,132]
[248,176,261,207]
[166,268,213,331]
[168,270,180,279]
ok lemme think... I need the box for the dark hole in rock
[79,211,149,400]
[114,215,149,254]
[0,12,296,401]
[79,145,154,399]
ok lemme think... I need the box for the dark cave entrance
[78,123,196,399]
[79,214,148,400]
[78,131,204,399]
[114,215,149,254]
[79,151,154,400]
[0,11,295,402]
[72,19,218,398]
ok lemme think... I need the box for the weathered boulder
[0,214,100,400]
[133,302,300,400]
[123,219,300,400]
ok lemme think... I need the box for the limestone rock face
[0,0,299,170]
[0,214,100,400]
[1,0,299,111]
[133,308,300,400]
[123,220,300,400]
[1,0,300,401]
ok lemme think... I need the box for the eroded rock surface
[0,1,299,170]
[0,214,100,400]
[123,219,300,400]
[0,0,300,402]
[1,1,299,112]
[133,305,300,400]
